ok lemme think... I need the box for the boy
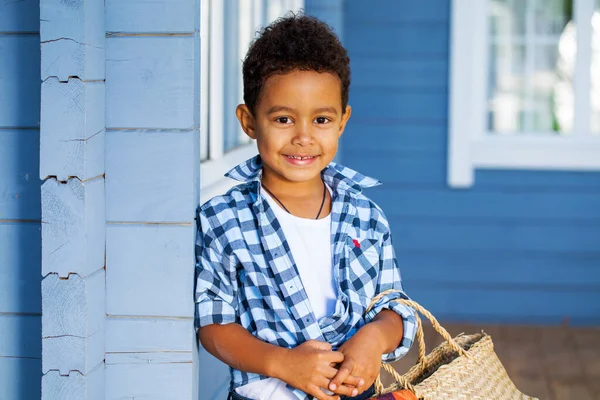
[195,14,417,400]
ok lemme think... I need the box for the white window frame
[200,0,304,203]
[448,0,600,188]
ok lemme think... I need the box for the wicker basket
[367,290,539,400]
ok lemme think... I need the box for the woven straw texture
[368,291,539,400]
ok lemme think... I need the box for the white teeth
[287,155,314,160]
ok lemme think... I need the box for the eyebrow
[266,106,338,115]
[314,107,338,115]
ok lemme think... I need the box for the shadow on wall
[0,0,43,398]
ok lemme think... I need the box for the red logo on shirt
[352,239,361,248]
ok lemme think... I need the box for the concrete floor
[384,322,600,400]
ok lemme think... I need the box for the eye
[314,117,331,124]
[275,116,293,124]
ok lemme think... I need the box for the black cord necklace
[262,182,327,220]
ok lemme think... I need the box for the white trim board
[448,0,600,188]
[472,136,600,171]
[200,143,258,204]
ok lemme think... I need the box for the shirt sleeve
[194,206,238,330]
[364,228,417,363]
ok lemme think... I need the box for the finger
[315,376,355,397]
[325,350,344,365]
[327,381,359,398]
[304,340,332,351]
[329,361,354,393]
[321,366,363,389]
[336,385,359,398]
[343,374,365,389]
[308,384,339,400]
[322,365,342,379]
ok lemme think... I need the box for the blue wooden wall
[305,0,343,38]
[342,0,600,325]
[104,0,202,398]
[0,1,43,398]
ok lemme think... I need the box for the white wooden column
[40,0,106,399]
[104,0,201,398]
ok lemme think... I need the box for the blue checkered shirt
[194,156,417,399]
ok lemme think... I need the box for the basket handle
[367,289,470,394]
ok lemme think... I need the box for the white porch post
[40,0,106,399]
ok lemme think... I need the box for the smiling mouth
[284,155,318,160]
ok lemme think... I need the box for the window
[200,0,304,202]
[448,0,600,187]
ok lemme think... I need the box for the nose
[292,120,314,146]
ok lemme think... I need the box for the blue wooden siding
[0,1,42,399]
[104,1,202,398]
[305,0,344,38]
[342,0,600,324]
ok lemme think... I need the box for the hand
[328,325,385,396]
[275,340,363,400]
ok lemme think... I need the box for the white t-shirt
[235,187,337,400]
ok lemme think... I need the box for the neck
[261,170,324,201]
[260,167,331,219]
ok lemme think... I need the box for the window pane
[592,0,600,133]
[222,1,242,152]
[488,0,574,134]
[222,0,254,153]
[200,0,210,161]
[235,0,255,148]
[268,0,284,22]
[223,0,259,153]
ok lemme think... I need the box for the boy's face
[236,70,351,187]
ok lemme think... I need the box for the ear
[337,105,352,138]
[236,104,257,139]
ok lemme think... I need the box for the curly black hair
[242,13,351,115]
